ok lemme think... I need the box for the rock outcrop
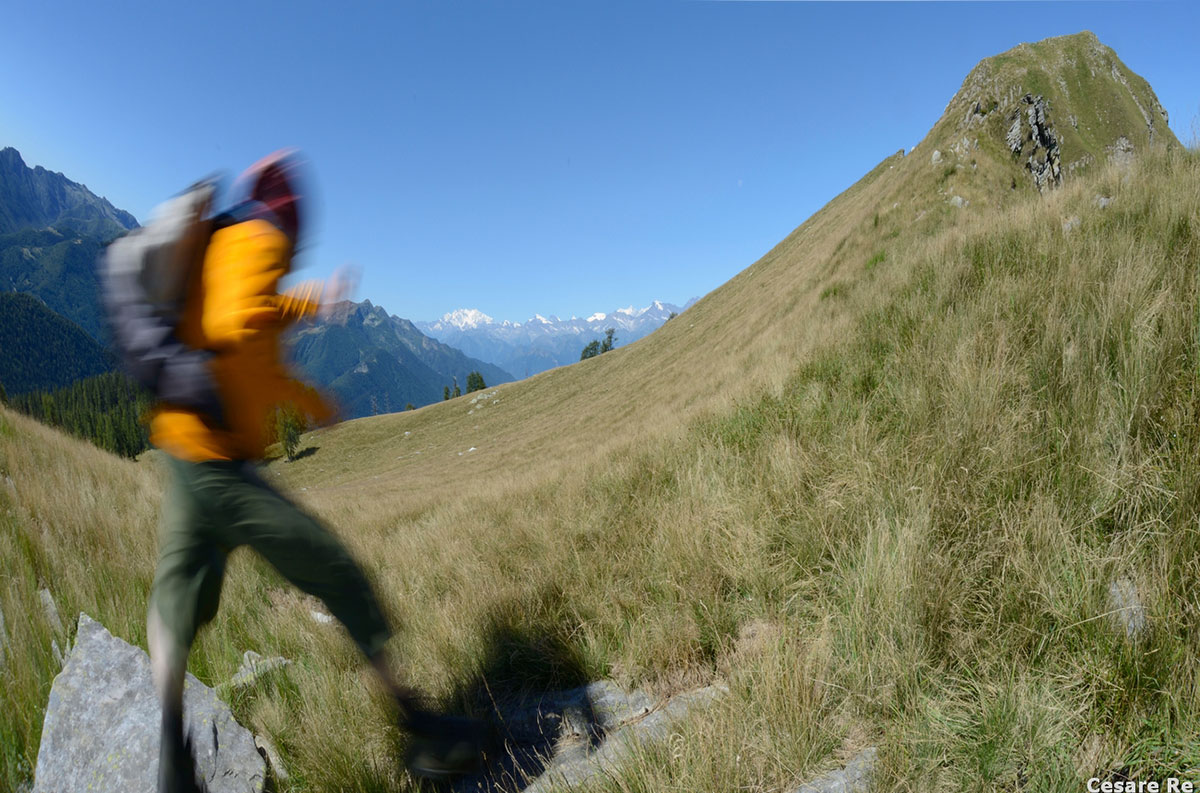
[456,680,727,792]
[790,747,877,793]
[1020,94,1063,192]
[934,32,1177,197]
[32,614,265,793]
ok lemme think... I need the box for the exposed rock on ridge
[1017,93,1063,192]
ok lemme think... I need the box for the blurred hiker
[103,150,484,792]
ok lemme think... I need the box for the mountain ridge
[417,298,697,377]
[0,147,137,239]
[287,299,513,417]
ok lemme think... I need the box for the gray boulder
[33,614,265,793]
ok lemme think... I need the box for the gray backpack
[101,178,225,419]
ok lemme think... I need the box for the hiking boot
[403,710,489,780]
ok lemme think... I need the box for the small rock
[32,614,264,793]
[1096,195,1112,209]
[1108,136,1135,167]
[1108,578,1147,640]
[949,195,967,209]
[931,150,943,165]
[791,746,877,793]
[1062,216,1081,233]
[226,651,291,691]
[310,610,334,625]
[254,735,288,782]
[39,588,65,638]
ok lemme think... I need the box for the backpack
[101,177,226,421]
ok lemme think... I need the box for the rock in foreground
[33,614,264,793]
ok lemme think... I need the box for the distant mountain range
[417,298,698,377]
[0,143,690,420]
[287,300,513,418]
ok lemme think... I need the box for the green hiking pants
[149,456,392,659]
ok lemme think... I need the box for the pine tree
[466,371,486,393]
[444,386,451,401]
[274,405,304,461]
[8,371,152,458]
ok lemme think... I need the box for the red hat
[236,149,306,242]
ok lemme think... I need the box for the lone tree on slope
[581,327,616,360]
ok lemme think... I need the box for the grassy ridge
[3,147,1197,791]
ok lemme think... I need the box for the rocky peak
[0,145,138,237]
[930,32,1178,196]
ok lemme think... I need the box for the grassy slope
[3,33,1198,792]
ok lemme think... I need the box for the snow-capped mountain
[417,298,697,379]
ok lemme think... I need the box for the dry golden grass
[3,129,1199,792]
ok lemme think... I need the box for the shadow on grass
[289,446,320,461]
[438,594,606,792]
[262,445,319,464]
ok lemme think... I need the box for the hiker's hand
[320,264,361,318]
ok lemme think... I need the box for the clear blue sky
[2,2,1197,323]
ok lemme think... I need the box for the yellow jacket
[151,219,332,461]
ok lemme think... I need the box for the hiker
[104,151,482,791]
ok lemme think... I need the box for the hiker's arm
[276,281,322,321]
[202,220,292,347]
